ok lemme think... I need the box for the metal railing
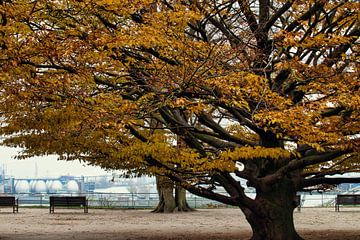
[6,190,360,209]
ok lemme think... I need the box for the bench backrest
[336,194,360,205]
[50,196,87,206]
[0,196,16,206]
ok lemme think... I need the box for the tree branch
[237,0,258,34]
[262,150,348,186]
[323,24,360,67]
[191,132,238,149]
[286,2,324,32]
[197,112,258,146]
[264,1,295,32]
[300,177,360,188]
[20,60,77,73]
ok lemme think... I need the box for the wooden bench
[335,194,360,211]
[49,196,88,213]
[0,196,19,213]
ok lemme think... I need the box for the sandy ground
[0,207,359,240]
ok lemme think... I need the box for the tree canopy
[1,1,359,239]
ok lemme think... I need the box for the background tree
[1,1,359,239]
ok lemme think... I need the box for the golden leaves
[1,0,359,178]
[275,31,355,49]
[194,146,293,173]
[219,146,292,162]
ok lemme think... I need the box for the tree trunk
[152,175,176,213]
[152,175,193,213]
[175,186,193,212]
[241,181,303,240]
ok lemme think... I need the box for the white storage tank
[49,180,63,193]
[15,180,30,193]
[34,180,47,193]
[46,180,53,189]
[30,180,37,192]
[66,180,79,193]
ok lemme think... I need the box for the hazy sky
[0,146,110,178]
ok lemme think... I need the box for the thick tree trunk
[153,134,193,213]
[244,205,302,240]
[152,175,193,213]
[175,186,193,212]
[242,181,303,240]
[152,176,176,213]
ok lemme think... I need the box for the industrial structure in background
[1,165,360,209]
[1,164,359,194]
[0,165,156,195]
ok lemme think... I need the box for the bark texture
[175,186,193,212]
[242,180,303,240]
[152,175,193,213]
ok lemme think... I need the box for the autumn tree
[1,1,359,239]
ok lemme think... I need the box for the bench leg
[50,205,54,213]
[14,199,19,213]
[85,200,88,213]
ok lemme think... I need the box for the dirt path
[0,207,359,240]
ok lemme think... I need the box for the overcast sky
[0,146,110,178]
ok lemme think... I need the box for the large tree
[1,1,359,239]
